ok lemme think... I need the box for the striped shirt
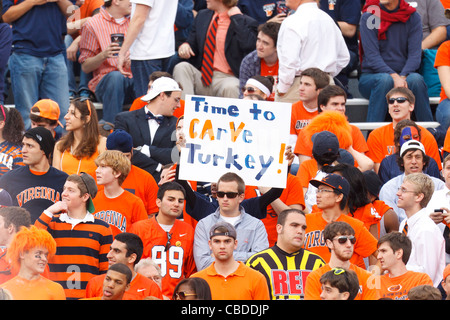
[246,244,325,300]
[79,7,130,92]
[0,141,23,176]
[35,210,113,300]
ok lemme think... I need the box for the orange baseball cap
[31,99,62,126]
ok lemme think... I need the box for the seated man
[358,0,433,122]
[379,140,445,223]
[173,0,258,99]
[239,22,280,99]
[79,0,135,123]
[366,87,442,173]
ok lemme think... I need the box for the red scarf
[362,0,416,40]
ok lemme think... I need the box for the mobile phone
[435,209,444,213]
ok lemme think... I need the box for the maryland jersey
[246,245,325,300]
[129,216,196,298]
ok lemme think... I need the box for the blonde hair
[95,150,131,186]
[403,173,434,208]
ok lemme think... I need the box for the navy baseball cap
[310,173,350,197]
[312,131,339,156]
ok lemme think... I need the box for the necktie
[201,15,219,87]
[146,111,164,125]
[402,222,408,236]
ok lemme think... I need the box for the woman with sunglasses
[241,75,274,100]
[52,98,106,178]
[172,277,212,300]
[0,105,25,176]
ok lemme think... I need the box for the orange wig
[302,110,353,153]
[6,225,57,273]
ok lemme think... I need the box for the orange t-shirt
[191,261,270,300]
[444,125,450,154]
[260,59,279,101]
[60,148,100,178]
[85,272,162,300]
[93,189,148,238]
[290,101,318,136]
[245,174,305,247]
[372,200,393,238]
[297,159,319,189]
[378,270,433,300]
[120,165,159,215]
[366,123,442,170]
[350,203,383,233]
[304,263,380,300]
[434,40,450,102]
[304,211,378,268]
[0,275,66,300]
[294,124,368,157]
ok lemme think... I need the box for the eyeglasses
[216,191,240,198]
[332,268,346,275]
[165,232,172,251]
[316,189,335,194]
[397,187,417,194]
[388,97,408,104]
[333,235,356,244]
[175,291,197,300]
[241,86,257,93]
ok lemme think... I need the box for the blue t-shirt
[2,0,69,57]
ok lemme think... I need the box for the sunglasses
[241,86,257,93]
[388,97,408,104]
[75,97,93,116]
[165,232,172,251]
[333,235,356,245]
[175,291,197,300]
[332,268,346,275]
[216,191,240,198]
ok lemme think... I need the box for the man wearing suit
[114,77,182,182]
[173,0,258,99]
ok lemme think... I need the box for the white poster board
[178,95,291,188]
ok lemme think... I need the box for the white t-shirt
[129,0,178,60]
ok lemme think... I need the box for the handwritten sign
[178,95,291,188]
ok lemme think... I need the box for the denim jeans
[9,52,69,129]
[94,71,135,123]
[131,56,173,97]
[359,72,433,122]
[64,35,92,97]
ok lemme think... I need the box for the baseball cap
[106,129,133,153]
[141,77,182,102]
[31,99,62,127]
[312,131,339,156]
[310,173,350,197]
[399,140,425,158]
[79,172,98,213]
[23,127,55,158]
[209,221,237,240]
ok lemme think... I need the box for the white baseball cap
[400,140,426,157]
[141,77,182,102]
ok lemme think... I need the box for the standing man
[304,221,379,300]
[193,172,269,270]
[78,0,135,123]
[275,0,349,103]
[358,0,433,122]
[129,181,197,298]
[396,173,445,286]
[1,0,71,129]
[191,221,270,300]
[246,209,325,300]
[114,76,182,181]
[0,127,68,223]
[116,0,178,97]
[173,0,258,99]
[376,232,433,300]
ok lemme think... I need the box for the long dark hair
[0,105,25,145]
